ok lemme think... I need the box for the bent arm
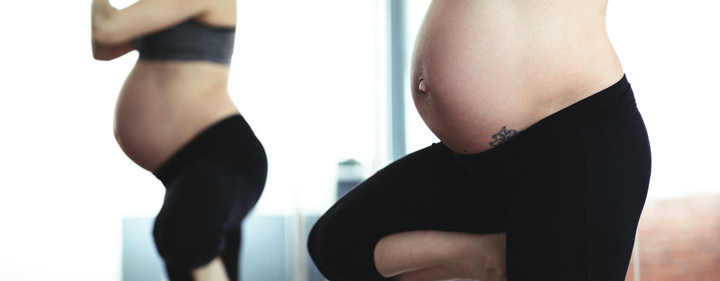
[91,0,122,44]
[91,0,214,60]
[91,0,132,60]
[91,0,213,45]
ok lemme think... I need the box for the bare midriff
[411,0,624,154]
[114,60,239,172]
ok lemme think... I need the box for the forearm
[91,0,134,60]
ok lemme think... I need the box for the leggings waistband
[153,114,266,186]
[455,74,636,163]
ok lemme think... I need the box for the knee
[308,215,388,281]
[307,212,349,266]
[307,217,328,271]
[307,216,346,280]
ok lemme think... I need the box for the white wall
[0,0,381,280]
[608,0,720,199]
[0,0,718,280]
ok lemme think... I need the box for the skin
[92,0,239,172]
[192,258,230,281]
[92,0,238,279]
[411,0,622,155]
[376,231,506,281]
[375,0,623,280]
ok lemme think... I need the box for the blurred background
[0,0,718,280]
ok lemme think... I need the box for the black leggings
[153,115,267,281]
[308,76,651,281]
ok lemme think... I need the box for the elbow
[91,38,112,60]
[92,48,112,61]
[92,51,113,61]
[91,41,104,60]
[92,39,130,61]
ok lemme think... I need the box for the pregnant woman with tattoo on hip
[308,0,651,280]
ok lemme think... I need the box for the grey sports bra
[134,19,235,65]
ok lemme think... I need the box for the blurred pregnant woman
[91,0,267,280]
[308,0,651,280]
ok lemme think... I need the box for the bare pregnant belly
[113,61,239,172]
[410,0,623,154]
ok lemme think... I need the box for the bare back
[108,0,239,172]
[411,0,623,154]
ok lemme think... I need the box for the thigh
[308,143,506,280]
[320,143,505,240]
[154,158,252,269]
[505,110,650,280]
[583,109,651,279]
[504,131,590,280]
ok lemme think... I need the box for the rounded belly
[114,61,238,172]
[410,0,623,154]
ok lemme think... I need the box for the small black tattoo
[489,126,518,147]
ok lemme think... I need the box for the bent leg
[154,159,261,281]
[308,143,507,281]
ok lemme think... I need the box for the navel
[418,79,428,94]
